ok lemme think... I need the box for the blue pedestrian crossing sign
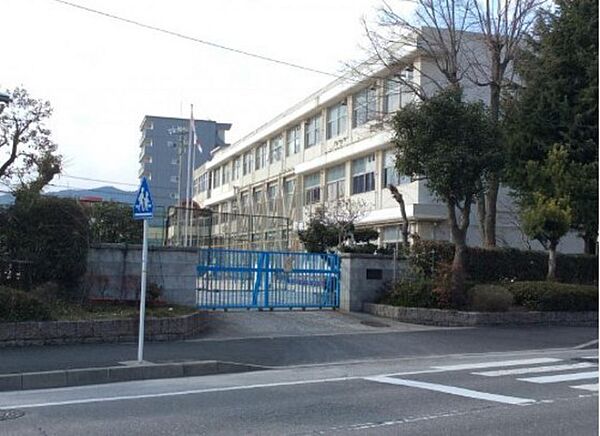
[133,177,154,220]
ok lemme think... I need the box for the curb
[0,360,267,392]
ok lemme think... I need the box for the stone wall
[340,253,410,312]
[0,313,206,347]
[85,243,198,306]
[364,303,598,327]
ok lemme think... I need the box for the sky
[1,0,389,193]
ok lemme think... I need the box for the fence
[164,206,292,251]
[196,248,340,310]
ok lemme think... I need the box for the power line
[49,0,340,79]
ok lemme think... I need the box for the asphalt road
[1,348,597,435]
[1,325,596,373]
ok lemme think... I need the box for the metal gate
[196,248,340,310]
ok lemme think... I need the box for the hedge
[508,281,598,312]
[0,287,53,322]
[379,279,438,308]
[411,240,598,285]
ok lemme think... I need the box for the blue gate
[196,248,340,310]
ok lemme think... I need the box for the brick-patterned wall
[0,312,207,347]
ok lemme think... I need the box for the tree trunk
[484,175,499,247]
[482,68,502,248]
[476,192,486,244]
[547,241,558,281]
[447,201,470,308]
[388,185,410,250]
[583,233,597,255]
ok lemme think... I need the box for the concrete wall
[85,243,198,306]
[340,253,410,312]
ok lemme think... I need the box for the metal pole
[190,141,197,247]
[137,219,149,362]
[177,135,184,246]
[184,107,194,247]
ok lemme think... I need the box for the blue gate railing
[196,248,340,310]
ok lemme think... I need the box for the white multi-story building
[191,40,583,253]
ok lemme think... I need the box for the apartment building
[191,46,583,253]
[138,115,231,242]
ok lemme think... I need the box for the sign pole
[137,219,149,362]
[133,176,153,363]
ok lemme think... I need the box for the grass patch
[46,301,197,321]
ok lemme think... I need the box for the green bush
[380,279,438,308]
[0,196,90,292]
[410,240,597,284]
[0,287,53,321]
[338,243,378,254]
[508,281,598,311]
[467,284,514,312]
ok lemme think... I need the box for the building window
[269,135,283,163]
[305,114,321,148]
[351,154,376,194]
[384,78,401,114]
[304,172,321,204]
[199,173,208,192]
[222,163,230,185]
[167,141,176,148]
[212,167,221,188]
[267,182,278,210]
[240,192,249,209]
[252,187,263,209]
[284,178,295,207]
[255,143,267,170]
[169,192,179,200]
[243,151,253,175]
[326,164,346,201]
[171,157,178,165]
[326,102,348,139]
[352,87,378,127]
[170,175,179,183]
[383,149,410,186]
[232,157,241,180]
[286,125,301,156]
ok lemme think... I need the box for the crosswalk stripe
[364,375,534,405]
[432,358,561,371]
[518,371,598,384]
[570,384,599,392]
[473,363,596,377]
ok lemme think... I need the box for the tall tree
[0,87,61,191]
[466,0,544,247]
[393,89,499,306]
[506,0,598,253]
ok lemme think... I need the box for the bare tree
[325,198,369,246]
[0,87,61,192]
[387,184,410,249]
[465,0,545,247]
[358,0,474,99]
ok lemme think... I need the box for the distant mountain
[0,186,136,205]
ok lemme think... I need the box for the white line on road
[432,358,562,371]
[570,384,599,392]
[364,375,534,405]
[0,376,358,410]
[518,371,599,384]
[473,363,596,377]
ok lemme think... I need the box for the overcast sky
[1,0,393,193]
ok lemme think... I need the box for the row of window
[201,74,413,192]
[200,150,410,209]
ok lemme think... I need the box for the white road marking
[364,375,534,405]
[0,376,358,410]
[570,384,599,392]
[473,362,596,377]
[432,358,561,371]
[518,371,599,384]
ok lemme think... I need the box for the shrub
[0,196,90,292]
[410,240,597,284]
[380,279,438,308]
[338,243,378,254]
[508,281,598,311]
[0,287,53,321]
[468,284,514,312]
